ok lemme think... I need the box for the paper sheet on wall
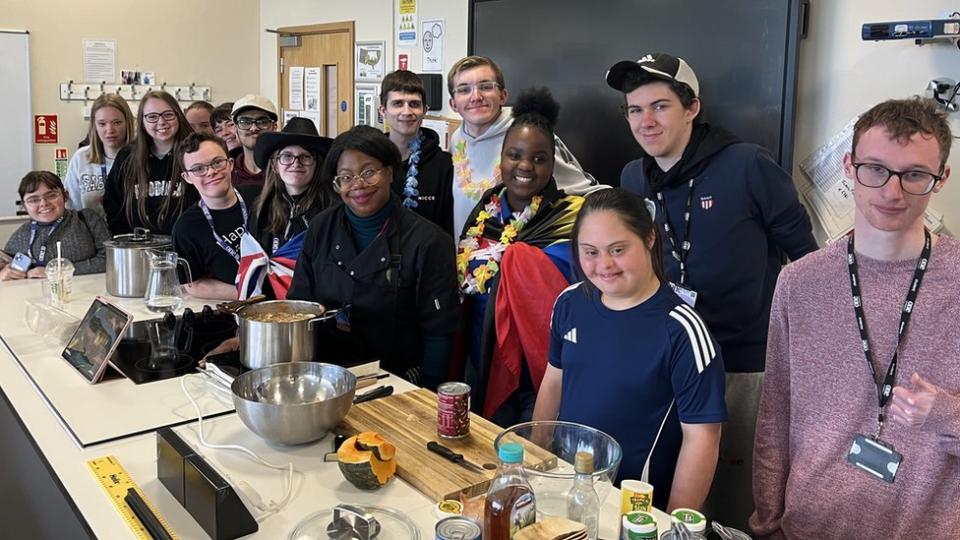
[396,0,418,48]
[422,118,450,151]
[82,39,116,83]
[289,66,305,111]
[282,110,299,127]
[421,19,444,72]
[300,110,321,134]
[799,117,943,243]
[305,67,321,112]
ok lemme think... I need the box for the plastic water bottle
[566,451,599,539]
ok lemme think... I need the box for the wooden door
[276,21,355,137]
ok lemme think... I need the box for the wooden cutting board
[337,388,557,501]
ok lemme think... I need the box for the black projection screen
[469,0,807,186]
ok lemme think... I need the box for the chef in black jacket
[287,126,460,389]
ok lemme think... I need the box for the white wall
[795,0,960,231]
[259,0,468,118]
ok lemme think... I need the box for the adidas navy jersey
[549,282,726,509]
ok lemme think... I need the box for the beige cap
[231,94,278,120]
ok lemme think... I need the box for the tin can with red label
[437,382,470,439]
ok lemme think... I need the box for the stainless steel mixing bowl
[231,362,357,445]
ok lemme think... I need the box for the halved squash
[337,432,397,490]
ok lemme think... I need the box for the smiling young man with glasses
[751,97,960,539]
[446,55,601,236]
[172,132,259,300]
[230,94,278,188]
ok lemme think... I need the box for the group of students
[3,49,958,538]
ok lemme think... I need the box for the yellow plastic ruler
[87,455,179,540]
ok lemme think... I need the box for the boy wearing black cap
[379,69,455,234]
[230,94,278,188]
[606,53,817,529]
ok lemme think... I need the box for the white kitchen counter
[0,274,671,539]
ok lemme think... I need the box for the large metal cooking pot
[237,300,337,369]
[104,228,172,297]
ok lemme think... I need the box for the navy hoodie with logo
[621,124,817,372]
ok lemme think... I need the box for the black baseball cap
[605,53,700,97]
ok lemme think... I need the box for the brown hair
[380,70,426,104]
[19,171,65,200]
[211,102,234,126]
[86,94,135,165]
[256,147,336,238]
[185,100,215,114]
[571,188,666,289]
[178,132,228,168]
[447,55,505,95]
[120,90,194,229]
[852,97,952,165]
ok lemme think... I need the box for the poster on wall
[356,41,386,81]
[289,66,305,111]
[305,67,321,111]
[355,84,380,127]
[421,19,444,73]
[82,39,116,83]
[396,0,418,48]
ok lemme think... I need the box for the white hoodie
[63,146,113,218]
[450,107,603,236]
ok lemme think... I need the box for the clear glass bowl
[288,504,420,540]
[494,421,622,519]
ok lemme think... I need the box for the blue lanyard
[28,217,64,265]
[200,190,248,262]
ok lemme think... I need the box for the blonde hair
[87,94,135,165]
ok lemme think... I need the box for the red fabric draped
[484,242,569,418]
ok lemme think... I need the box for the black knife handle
[428,440,464,461]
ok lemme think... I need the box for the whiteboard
[0,30,32,216]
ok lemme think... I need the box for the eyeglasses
[276,152,316,166]
[332,168,384,192]
[452,81,502,97]
[143,111,178,124]
[235,117,276,130]
[851,161,943,196]
[213,121,235,134]
[23,191,63,207]
[185,157,231,177]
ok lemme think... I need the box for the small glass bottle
[566,451,599,539]
[484,442,536,540]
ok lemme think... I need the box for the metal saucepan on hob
[236,300,338,370]
[231,362,356,445]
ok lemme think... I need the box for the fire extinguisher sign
[35,114,59,144]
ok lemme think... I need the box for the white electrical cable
[180,374,298,522]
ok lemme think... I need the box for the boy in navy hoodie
[606,52,817,530]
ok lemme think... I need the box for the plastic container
[621,511,657,539]
[567,451,599,539]
[44,257,75,307]
[484,442,537,539]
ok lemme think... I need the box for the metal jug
[144,251,192,313]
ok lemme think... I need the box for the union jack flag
[236,232,305,300]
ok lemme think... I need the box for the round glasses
[851,162,943,196]
[23,190,63,207]
[185,157,231,177]
[333,168,384,192]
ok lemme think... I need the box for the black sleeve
[104,146,132,235]
[439,154,455,237]
[171,211,205,284]
[415,227,461,335]
[748,147,819,261]
[286,218,320,301]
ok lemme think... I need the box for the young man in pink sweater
[751,97,960,538]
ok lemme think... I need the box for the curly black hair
[506,87,560,154]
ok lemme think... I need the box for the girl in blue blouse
[533,188,726,511]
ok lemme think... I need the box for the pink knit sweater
[750,236,960,539]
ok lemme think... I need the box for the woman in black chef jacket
[287,126,460,389]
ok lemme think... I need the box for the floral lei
[452,139,501,201]
[402,131,423,209]
[457,188,542,294]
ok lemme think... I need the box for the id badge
[669,282,698,307]
[847,434,902,483]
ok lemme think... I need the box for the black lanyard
[272,204,309,253]
[28,217,64,265]
[655,179,695,285]
[200,190,248,262]
[846,228,931,439]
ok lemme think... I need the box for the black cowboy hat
[254,117,334,170]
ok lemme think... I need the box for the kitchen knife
[353,385,394,404]
[427,441,486,474]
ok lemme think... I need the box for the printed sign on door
[35,115,59,144]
